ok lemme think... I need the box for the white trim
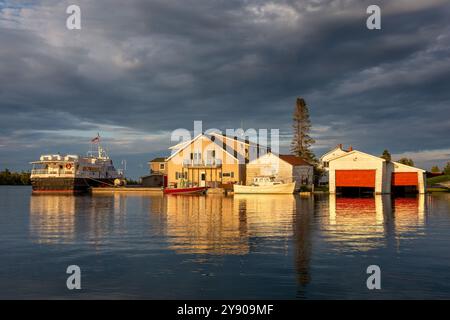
[319,146,348,162]
[166,133,204,161]
[328,150,386,163]
[391,161,426,172]
[166,133,240,162]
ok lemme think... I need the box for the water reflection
[392,194,426,235]
[30,194,128,245]
[326,195,426,251]
[293,195,314,286]
[29,193,426,256]
[165,195,246,254]
[165,194,296,255]
[29,194,77,244]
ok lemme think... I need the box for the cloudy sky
[1,0,449,178]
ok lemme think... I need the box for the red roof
[278,154,312,166]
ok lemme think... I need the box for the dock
[90,186,163,194]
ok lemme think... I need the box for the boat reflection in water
[29,193,130,245]
[29,192,426,292]
[29,194,77,244]
[326,194,426,252]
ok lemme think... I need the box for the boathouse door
[391,172,418,195]
[335,169,376,195]
[335,170,376,188]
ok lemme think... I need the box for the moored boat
[233,176,296,194]
[163,186,208,195]
[30,135,124,193]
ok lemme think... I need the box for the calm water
[0,186,449,299]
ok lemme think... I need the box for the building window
[222,172,234,178]
[323,161,329,168]
[159,163,165,170]
[176,172,186,179]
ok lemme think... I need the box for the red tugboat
[163,186,208,195]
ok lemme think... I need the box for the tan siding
[167,136,243,186]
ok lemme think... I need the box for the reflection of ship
[233,194,296,237]
[233,176,296,194]
[29,194,77,244]
[30,135,123,193]
[29,193,127,245]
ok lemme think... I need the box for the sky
[0,0,449,178]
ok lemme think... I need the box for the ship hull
[31,177,115,193]
[233,182,296,194]
[163,186,208,195]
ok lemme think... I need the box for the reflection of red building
[336,198,376,212]
[393,197,418,210]
[327,195,387,251]
[392,196,425,231]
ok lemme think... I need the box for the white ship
[233,176,296,194]
[30,135,124,193]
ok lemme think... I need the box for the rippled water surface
[1,186,449,299]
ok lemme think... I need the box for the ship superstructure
[30,136,123,193]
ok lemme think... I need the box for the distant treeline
[0,169,31,185]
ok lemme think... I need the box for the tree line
[0,169,31,185]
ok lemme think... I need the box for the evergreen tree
[397,157,414,166]
[290,97,316,162]
[431,165,441,173]
[381,149,391,162]
[444,162,450,175]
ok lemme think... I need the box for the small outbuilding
[328,149,426,195]
[246,153,313,189]
[141,157,167,187]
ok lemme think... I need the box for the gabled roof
[279,154,312,166]
[327,149,426,172]
[392,161,426,172]
[149,157,166,163]
[319,145,347,160]
[166,133,204,161]
[329,150,386,162]
[166,133,239,161]
[248,152,312,167]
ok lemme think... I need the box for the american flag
[91,134,100,143]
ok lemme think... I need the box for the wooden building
[245,153,313,188]
[166,133,268,188]
[141,157,167,187]
[318,144,350,185]
[328,149,426,195]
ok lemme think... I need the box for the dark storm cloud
[1,0,450,176]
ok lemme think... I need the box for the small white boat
[233,176,296,194]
